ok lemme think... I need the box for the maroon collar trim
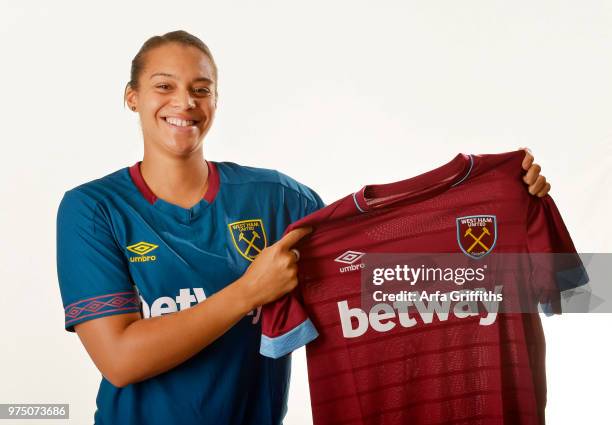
[203,160,220,203]
[128,160,220,205]
[352,153,472,213]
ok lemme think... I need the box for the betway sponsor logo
[338,285,503,338]
[139,287,261,324]
[334,250,366,273]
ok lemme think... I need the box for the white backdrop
[1,1,611,424]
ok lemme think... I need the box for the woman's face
[127,42,217,157]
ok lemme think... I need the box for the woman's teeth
[164,117,197,127]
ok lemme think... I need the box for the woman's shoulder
[213,160,286,183]
[59,166,132,211]
[213,160,322,205]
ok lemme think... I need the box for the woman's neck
[140,149,209,209]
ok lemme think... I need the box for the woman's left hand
[521,147,551,197]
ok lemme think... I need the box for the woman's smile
[161,115,202,133]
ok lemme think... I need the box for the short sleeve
[259,179,324,358]
[526,195,589,314]
[260,293,319,359]
[305,189,326,215]
[287,183,326,226]
[56,189,140,332]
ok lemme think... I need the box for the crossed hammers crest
[463,226,491,253]
[239,231,262,257]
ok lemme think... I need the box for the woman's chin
[161,138,203,157]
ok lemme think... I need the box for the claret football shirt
[260,150,587,425]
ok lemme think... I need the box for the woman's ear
[125,84,138,111]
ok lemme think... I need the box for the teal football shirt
[56,160,324,425]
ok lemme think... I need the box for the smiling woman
[56,30,323,425]
[55,30,552,425]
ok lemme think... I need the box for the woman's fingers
[536,182,551,197]
[523,163,541,185]
[529,175,547,196]
[276,227,313,250]
[520,147,534,171]
[290,248,301,262]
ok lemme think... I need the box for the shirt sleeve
[259,185,325,359]
[526,195,589,315]
[260,292,319,359]
[306,189,326,214]
[56,189,141,332]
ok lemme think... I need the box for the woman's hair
[124,30,218,106]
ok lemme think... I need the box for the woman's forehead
[144,44,216,80]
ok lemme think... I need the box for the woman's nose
[172,89,196,109]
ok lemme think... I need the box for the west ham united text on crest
[228,219,268,262]
[456,215,498,259]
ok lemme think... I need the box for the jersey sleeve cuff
[260,318,319,359]
[64,291,141,332]
[556,264,590,291]
[539,301,556,317]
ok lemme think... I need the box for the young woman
[56,30,551,425]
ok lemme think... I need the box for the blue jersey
[56,160,324,425]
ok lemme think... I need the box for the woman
[56,30,551,425]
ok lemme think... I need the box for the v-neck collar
[128,159,220,222]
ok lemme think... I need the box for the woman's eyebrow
[150,72,213,83]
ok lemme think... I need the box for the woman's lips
[161,116,200,133]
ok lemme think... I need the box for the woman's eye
[156,84,170,90]
[194,87,211,95]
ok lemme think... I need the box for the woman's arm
[74,228,310,388]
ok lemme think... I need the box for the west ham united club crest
[456,215,497,259]
[228,219,268,262]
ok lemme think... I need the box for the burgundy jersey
[260,151,584,425]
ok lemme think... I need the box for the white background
[1,1,611,424]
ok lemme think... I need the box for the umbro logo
[335,250,366,273]
[334,251,365,264]
[127,241,158,263]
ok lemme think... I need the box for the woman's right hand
[237,227,313,310]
